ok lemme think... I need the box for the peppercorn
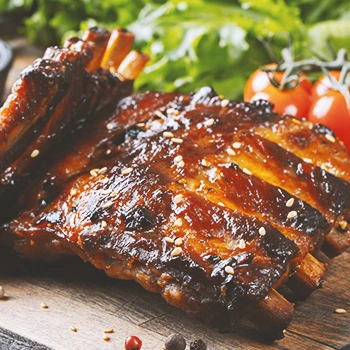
[164,333,186,350]
[125,335,142,350]
[190,339,207,350]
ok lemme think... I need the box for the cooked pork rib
[7,88,350,338]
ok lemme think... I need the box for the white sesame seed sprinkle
[174,237,183,246]
[110,191,117,197]
[171,137,183,144]
[174,218,183,227]
[90,168,99,177]
[232,142,241,149]
[155,110,165,118]
[30,149,40,158]
[243,168,252,175]
[171,247,182,257]
[166,108,175,114]
[102,177,109,184]
[335,308,347,314]
[70,326,77,332]
[291,118,301,124]
[173,109,180,116]
[238,239,246,249]
[227,148,236,156]
[174,155,183,163]
[259,227,266,236]
[165,237,175,244]
[204,118,215,127]
[70,188,77,196]
[101,220,107,228]
[137,123,145,127]
[325,134,336,143]
[177,160,185,168]
[224,266,234,274]
[40,302,48,309]
[286,198,295,207]
[287,210,298,219]
[105,149,111,155]
[163,131,174,138]
[201,159,211,167]
[101,189,112,195]
[106,123,113,130]
[174,194,183,204]
[218,202,225,207]
[122,167,133,175]
[102,201,114,209]
[303,158,312,163]
[98,167,107,175]
[221,99,229,108]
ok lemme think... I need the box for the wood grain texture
[0,39,349,350]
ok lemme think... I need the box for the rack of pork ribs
[1,28,350,341]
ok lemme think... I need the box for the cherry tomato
[308,90,350,151]
[125,335,142,350]
[244,63,312,102]
[311,71,350,100]
[249,83,311,119]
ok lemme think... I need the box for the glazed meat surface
[8,87,350,338]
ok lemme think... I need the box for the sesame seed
[218,202,225,207]
[243,168,252,175]
[40,302,48,309]
[137,123,145,127]
[163,131,174,138]
[165,237,175,244]
[174,237,183,246]
[221,99,229,108]
[70,326,77,332]
[101,189,112,195]
[70,188,77,196]
[204,118,215,127]
[201,159,211,167]
[174,218,182,227]
[259,227,266,236]
[104,329,114,334]
[174,155,183,163]
[90,168,99,177]
[173,109,180,116]
[286,198,295,207]
[177,160,185,168]
[303,158,312,163]
[227,148,236,156]
[101,220,107,228]
[291,118,301,124]
[30,149,40,158]
[122,167,133,175]
[0,286,4,299]
[171,247,182,257]
[155,110,165,118]
[30,240,35,246]
[103,334,110,341]
[98,167,107,175]
[105,149,111,155]
[178,179,187,185]
[224,266,234,274]
[174,194,183,204]
[110,191,117,197]
[102,201,113,209]
[238,239,246,249]
[339,221,348,230]
[232,142,241,149]
[102,177,109,184]
[166,108,175,114]
[335,308,347,314]
[171,137,183,144]
[287,210,298,219]
[106,123,113,130]
[325,134,336,143]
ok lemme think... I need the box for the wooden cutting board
[0,38,349,350]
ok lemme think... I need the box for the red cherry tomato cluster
[244,65,350,151]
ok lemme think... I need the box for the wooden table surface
[1,38,350,350]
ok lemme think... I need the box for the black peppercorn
[164,333,186,350]
[190,339,207,350]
